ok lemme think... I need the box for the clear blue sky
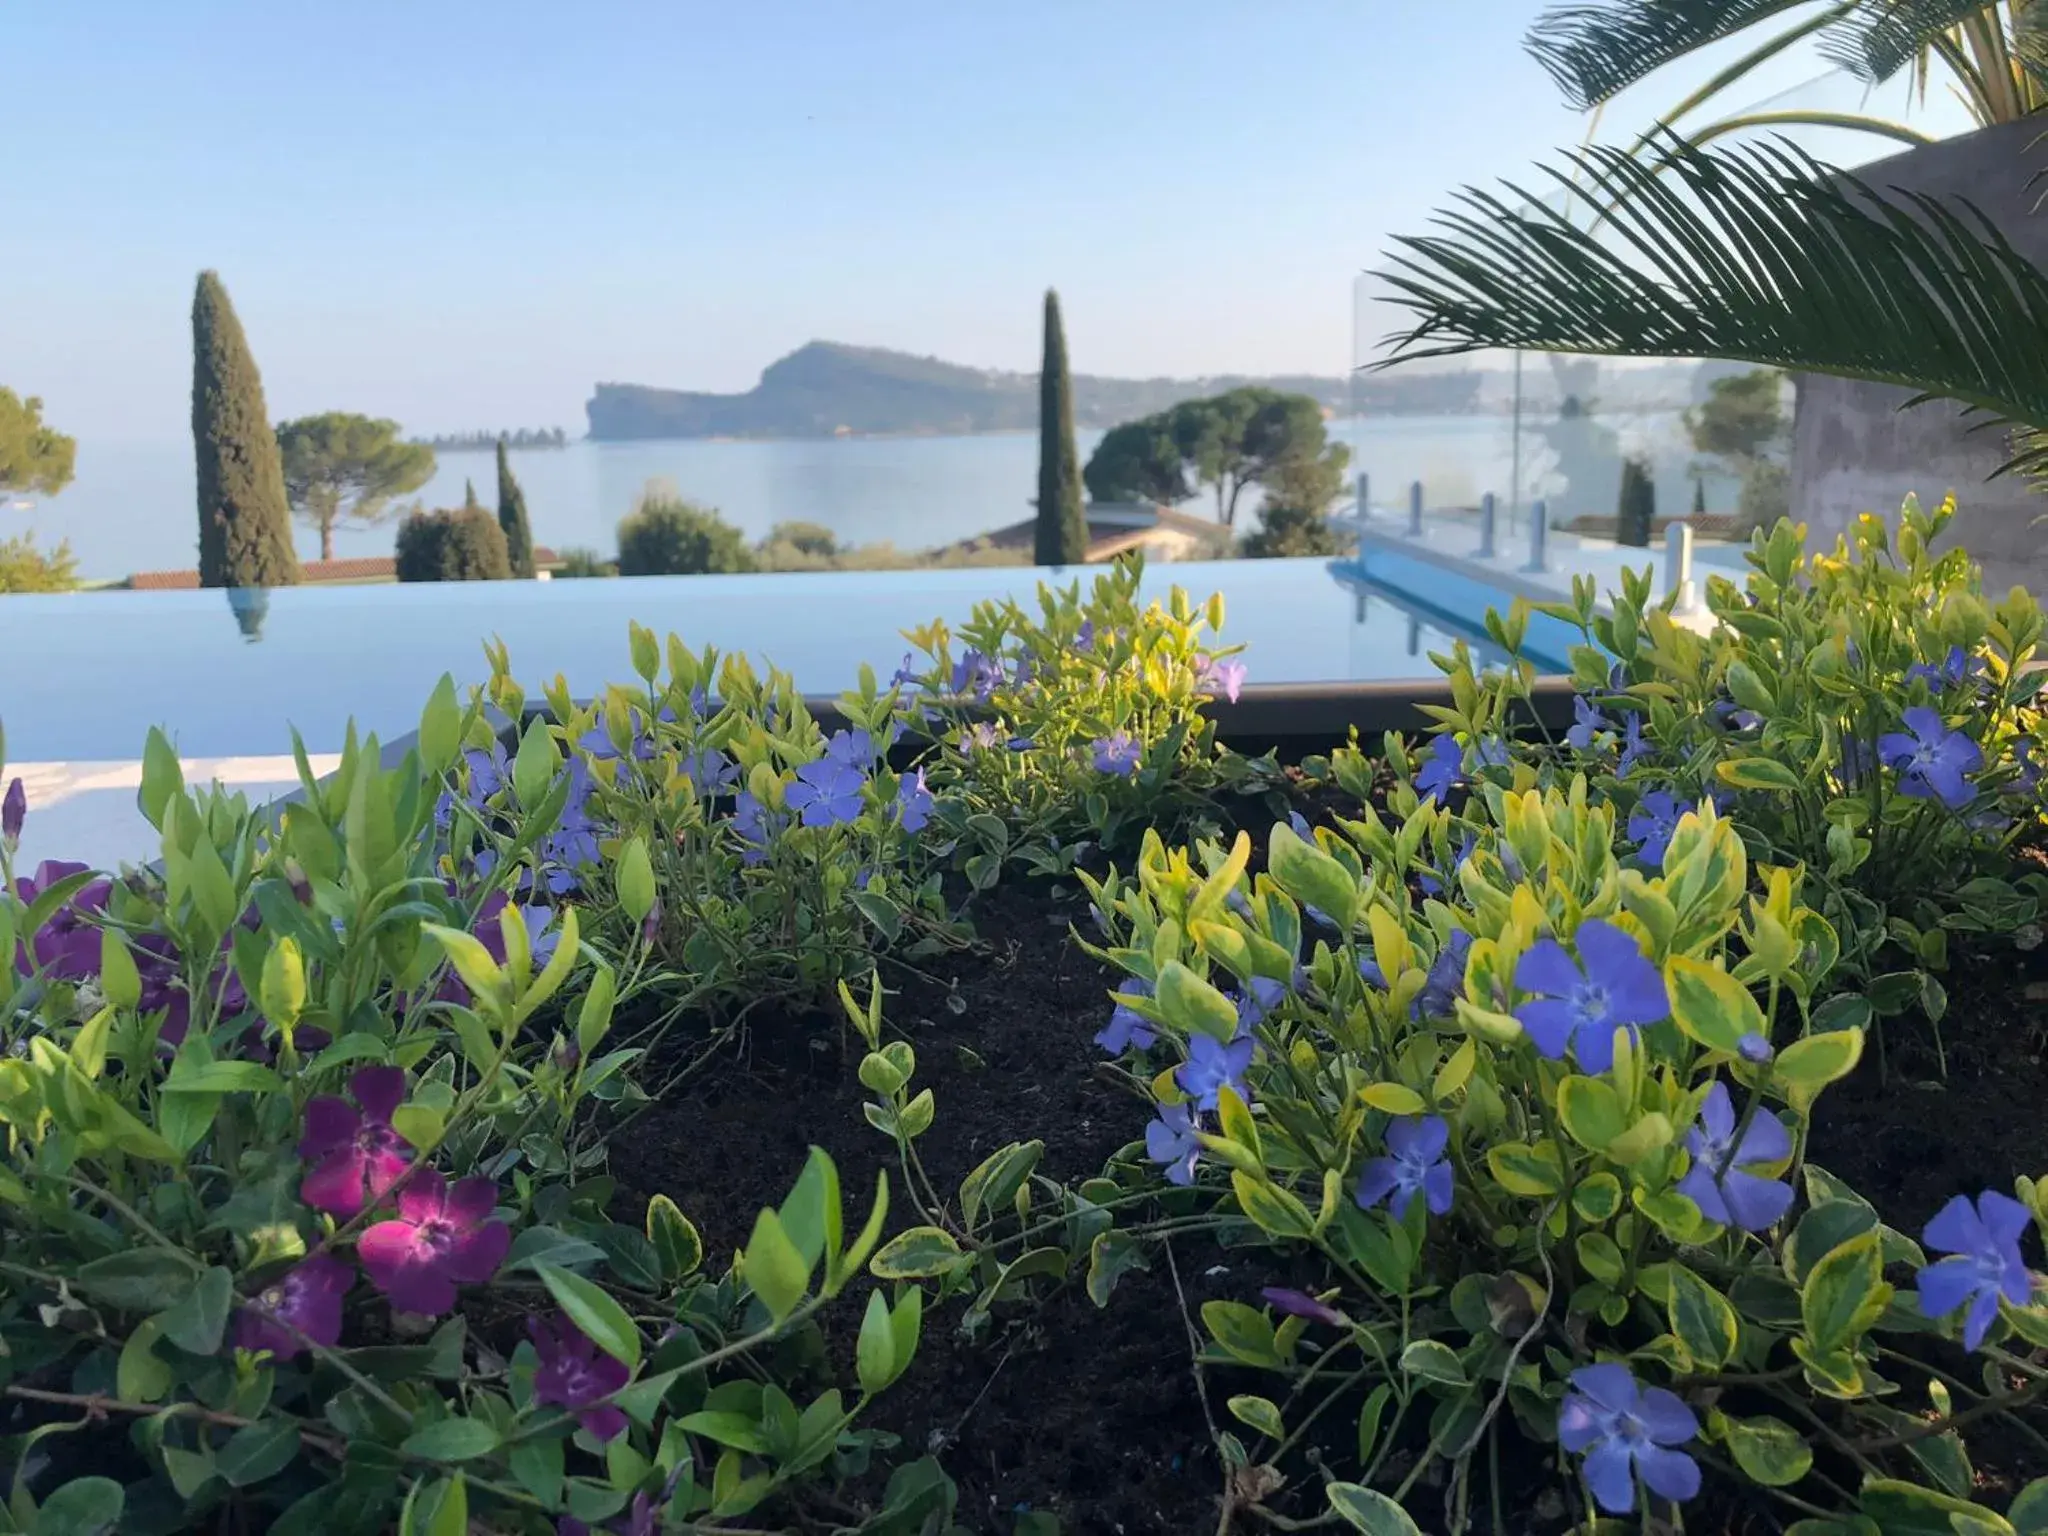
[11,0,1969,442]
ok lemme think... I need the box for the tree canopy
[1686,370,1788,465]
[277,413,436,562]
[495,439,537,578]
[616,487,756,577]
[0,390,77,499]
[1035,290,1088,565]
[192,271,299,589]
[1083,386,1349,528]
[394,506,512,582]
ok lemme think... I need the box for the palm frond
[1525,0,1820,109]
[1376,136,2048,476]
[1820,0,2005,83]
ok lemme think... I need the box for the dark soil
[612,859,2048,1535]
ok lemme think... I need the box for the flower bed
[2,518,2047,1535]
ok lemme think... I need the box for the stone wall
[1788,116,2048,596]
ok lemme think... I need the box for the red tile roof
[123,548,561,590]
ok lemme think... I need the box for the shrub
[394,506,512,582]
[0,530,79,592]
[0,702,924,1534]
[552,546,616,578]
[762,520,837,558]
[1616,453,1655,546]
[1239,501,1353,559]
[1407,499,2045,1041]
[897,555,1276,879]
[1738,456,1790,535]
[615,490,754,577]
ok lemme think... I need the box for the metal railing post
[1407,480,1423,536]
[1477,492,1497,558]
[1665,519,1697,613]
[1525,499,1550,573]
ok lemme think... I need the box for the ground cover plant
[2,508,2046,1534]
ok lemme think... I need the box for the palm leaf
[1525,0,1821,109]
[1819,0,2005,83]
[1375,136,2048,476]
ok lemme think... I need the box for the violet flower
[731,791,784,865]
[959,722,1001,752]
[11,860,111,982]
[1177,1034,1253,1111]
[1093,733,1141,776]
[1,778,22,844]
[1565,697,1608,751]
[1233,975,1286,1034]
[299,1065,413,1218]
[786,756,867,828]
[530,1312,631,1441]
[463,741,512,802]
[1261,1288,1344,1327]
[951,650,1002,701]
[1918,1190,2033,1350]
[1074,619,1095,652]
[1907,646,1983,692]
[1558,1363,1700,1515]
[1878,707,1983,810]
[1095,979,1156,1054]
[680,747,738,794]
[1414,929,1473,1019]
[824,729,877,772]
[1628,790,1683,869]
[1675,1082,1793,1232]
[234,1254,351,1360]
[1414,735,1464,804]
[895,768,933,833]
[1354,1114,1454,1220]
[1197,656,1246,704]
[358,1168,512,1316]
[1617,714,1650,777]
[1145,1103,1202,1185]
[1416,833,1476,898]
[1513,919,1669,1073]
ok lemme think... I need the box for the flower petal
[1514,939,1583,1000]
[1732,1105,1792,1168]
[1568,1363,1640,1415]
[441,1176,500,1229]
[298,1097,361,1161]
[1516,998,1577,1060]
[1557,1394,1605,1453]
[578,1404,630,1443]
[395,1167,450,1225]
[1353,1158,1399,1212]
[1423,1159,1455,1216]
[1572,1021,1634,1076]
[1635,1443,1701,1504]
[1916,1256,1983,1323]
[301,1151,369,1219]
[1675,1165,1731,1227]
[1963,1283,2004,1351]
[1636,1387,1699,1446]
[1720,1170,1794,1232]
[1389,1114,1449,1163]
[1979,1190,2033,1248]
[1695,1081,1736,1143]
[1924,1194,1987,1258]
[444,1219,513,1285]
[1580,1437,1638,1515]
[350,1066,407,1125]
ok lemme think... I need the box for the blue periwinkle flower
[1709,695,1762,733]
[1074,620,1096,652]
[1145,1103,1202,1185]
[1233,975,1287,1034]
[1617,714,1650,777]
[960,722,1000,752]
[1260,1287,1344,1327]
[1736,1032,1775,1064]
[1627,790,1694,869]
[1415,735,1464,804]
[895,768,933,833]
[681,747,738,794]
[951,650,1002,701]
[1093,733,1141,777]
[824,729,877,771]
[1095,979,1156,1054]
[1415,929,1473,1018]
[1917,1190,2033,1350]
[1675,1082,1793,1231]
[786,756,866,828]
[1907,645,1983,692]
[731,791,785,865]
[1177,1034,1254,1111]
[1355,1115,1454,1220]
[1558,1364,1700,1515]
[1417,833,1476,898]
[1513,920,1669,1073]
[464,741,512,802]
[1878,707,1984,810]
[1197,656,1247,703]
[1565,696,1608,751]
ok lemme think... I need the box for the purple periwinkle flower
[824,729,877,772]
[1096,979,1156,1054]
[1354,1114,1454,1220]
[1558,1363,1700,1515]
[786,756,867,829]
[1675,1082,1792,1232]
[1907,646,1983,692]
[1628,790,1683,869]
[358,1168,511,1316]
[234,1254,352,1360]
[1145,1102,1202,1185]
[11,859,111,982]
[731,791,783,863]
[1233,975,1287,1034]
[1414,735,1463,804]
[951,650,1002,701]
[1617,714,1650,777]
[1197,656,1246,704]
[1415,929,1473,1018]
[681,747,738,794]
[299,1066,413,1219]
[1565,696,1609,751]
[1093,733,1141,777]
[531,1312,632,1441]
[1918,1191,2033,1351]
[895,768,933,833]
[1417,833,1476,899]
[1878,707,1983,810]
[1177,1034,1253,1111]
[1736,1032,1774,1064]
[1,778,22,844]
[1074,620,1096,653]
[1261,1288,1344,1327]
[959,722,1001,752]
[463,742,512,803]
[1513,920,1669,1073]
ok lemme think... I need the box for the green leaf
[959,1141,1043,1232]
[217,1419,302,1487]
[1398,1339,1468,1386]
[1266,822,1358,932]
[1086,1230,1151,1307]
[849,890,901,944]
[1787,1200,1879,1286]
[676,1411,769,1453]
[402,1418,502,1462]
[1859,1479,2015,1536]
[742,1209,810,1323]
[1326,1482,1426,1535]
[500,1224,606,1275]
[1485,1139,1565,1196]
[533,1261,642,1369]
[1775,1028,1864,1098]
[1556,1075,1627,1151]
[646,1194,703,1282]
[856,1291,900,1395]
[1201,1300,1283,1367]
[74,1251,197,1312]
[870,1225,970,1280]
[403,1473,468,1536]
[29,1477,124,1536]
[2009,1479,2048,1535]
[1154,960,1241,1042]
[1666,955,1764,1054]
[1723,1415,1812,1487]
[1231,1171,1317,1239]
[158,1265,232,1356]
[161,1059,282,1095]
[509,1438,564,1507]
[1801,1229,1889,1355]
[1227,1395,1285,1440]
[1668,1264,1740,1368]
[117,1319,173,1403]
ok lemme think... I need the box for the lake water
[14,413,1716,581]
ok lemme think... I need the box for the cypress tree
[1034,289,1088,566]
[496,438,537,577]
[1616,455,1656,547]
[463,478,480,509]
[192,272,300,587]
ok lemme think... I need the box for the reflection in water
[226,585,269,642]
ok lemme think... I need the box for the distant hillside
[585,341,1484,441]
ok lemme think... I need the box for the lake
[12,412,1718,581]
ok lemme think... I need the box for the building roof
[121,547,563,591]
[944,503,1228,562]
